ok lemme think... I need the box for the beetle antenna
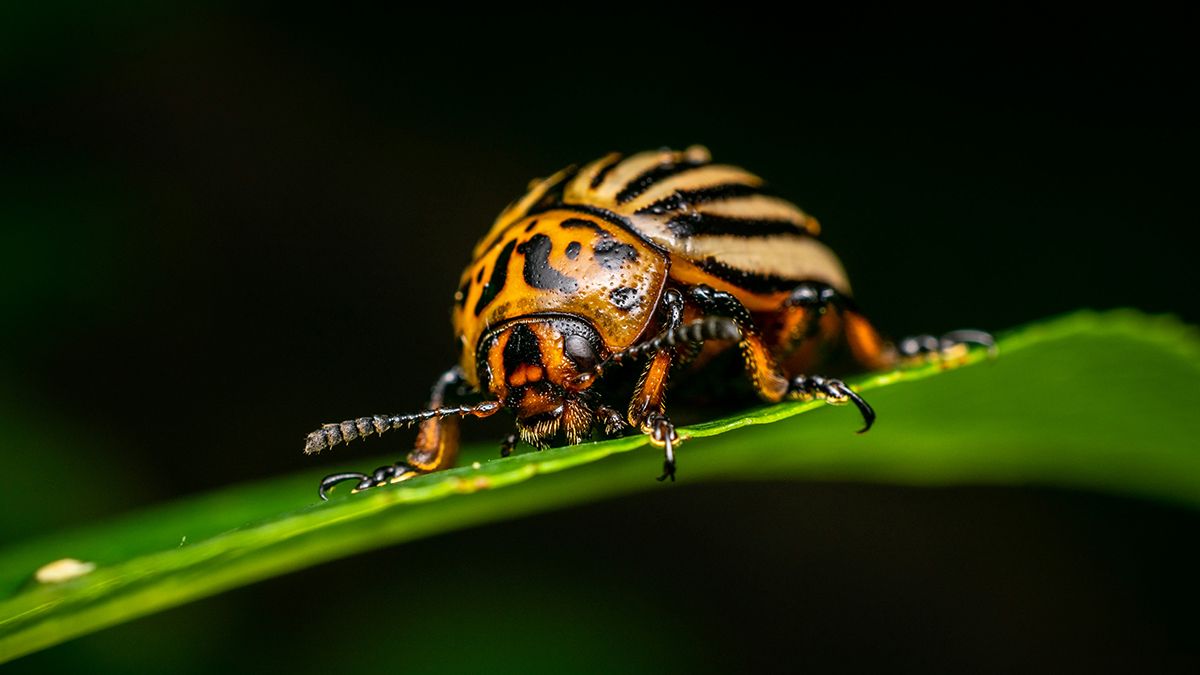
[580,317,742,382]
[304,401,501,455]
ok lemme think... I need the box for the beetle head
[477,315,606,448]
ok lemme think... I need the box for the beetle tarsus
[783,281,843,311]
[596,405,629,437]
[899,329,996,360]
[788,375,875,433]
[317,462,421,501]
[646,412,678,482]
[318,471,370,501]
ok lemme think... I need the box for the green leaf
[0,309,1197,662]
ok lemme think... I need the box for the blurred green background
[2,6,1197,673]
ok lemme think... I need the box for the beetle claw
[788,375,875,433]
[318,463,420,501]
[646,413,678,482]
[318,472,370,501]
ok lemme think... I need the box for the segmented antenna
[303,401,500,455]
[593,317,742,378]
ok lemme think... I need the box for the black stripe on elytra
[503,323,543,374]
[517,234,579,293]
[634,183,762,216]
[697,256,806,294]
[473,239,516,316]
[531,167,578,213]
[615,157,710,204]
[666,212,806,238]
[589,154,622,189]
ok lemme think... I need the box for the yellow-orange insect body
[306,146,991,499]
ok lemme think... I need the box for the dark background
[2,6,1197,673]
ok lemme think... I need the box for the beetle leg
[645,411,679,482]
[595,405,630,437]
[628,348,674,428]
[627,288,684,429]
[689,284,791,402]
[775,282,842,357]
[318,472,370,500]
[317,461,425,500]
[601,288,688,481]
[787,375,875,433]
[405,366,472,472]
[311,366,501,501]
[773,281,894,371]
[897,329,997,365]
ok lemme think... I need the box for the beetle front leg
[312,366,500,500]
[626,288,684,480]
[627,348,684,480]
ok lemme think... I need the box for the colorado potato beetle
[306,146,992,499]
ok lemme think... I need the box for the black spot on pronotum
[565,241,581,259]
[474,239,516,316]
[592,239,638,269]
[609,286,639,311]
[523,219,539,232]
[517,234,579,293]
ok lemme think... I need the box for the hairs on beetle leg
[304,400,500,455]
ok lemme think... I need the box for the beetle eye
[563,334,597,372]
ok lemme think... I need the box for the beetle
[305,146,992,499]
